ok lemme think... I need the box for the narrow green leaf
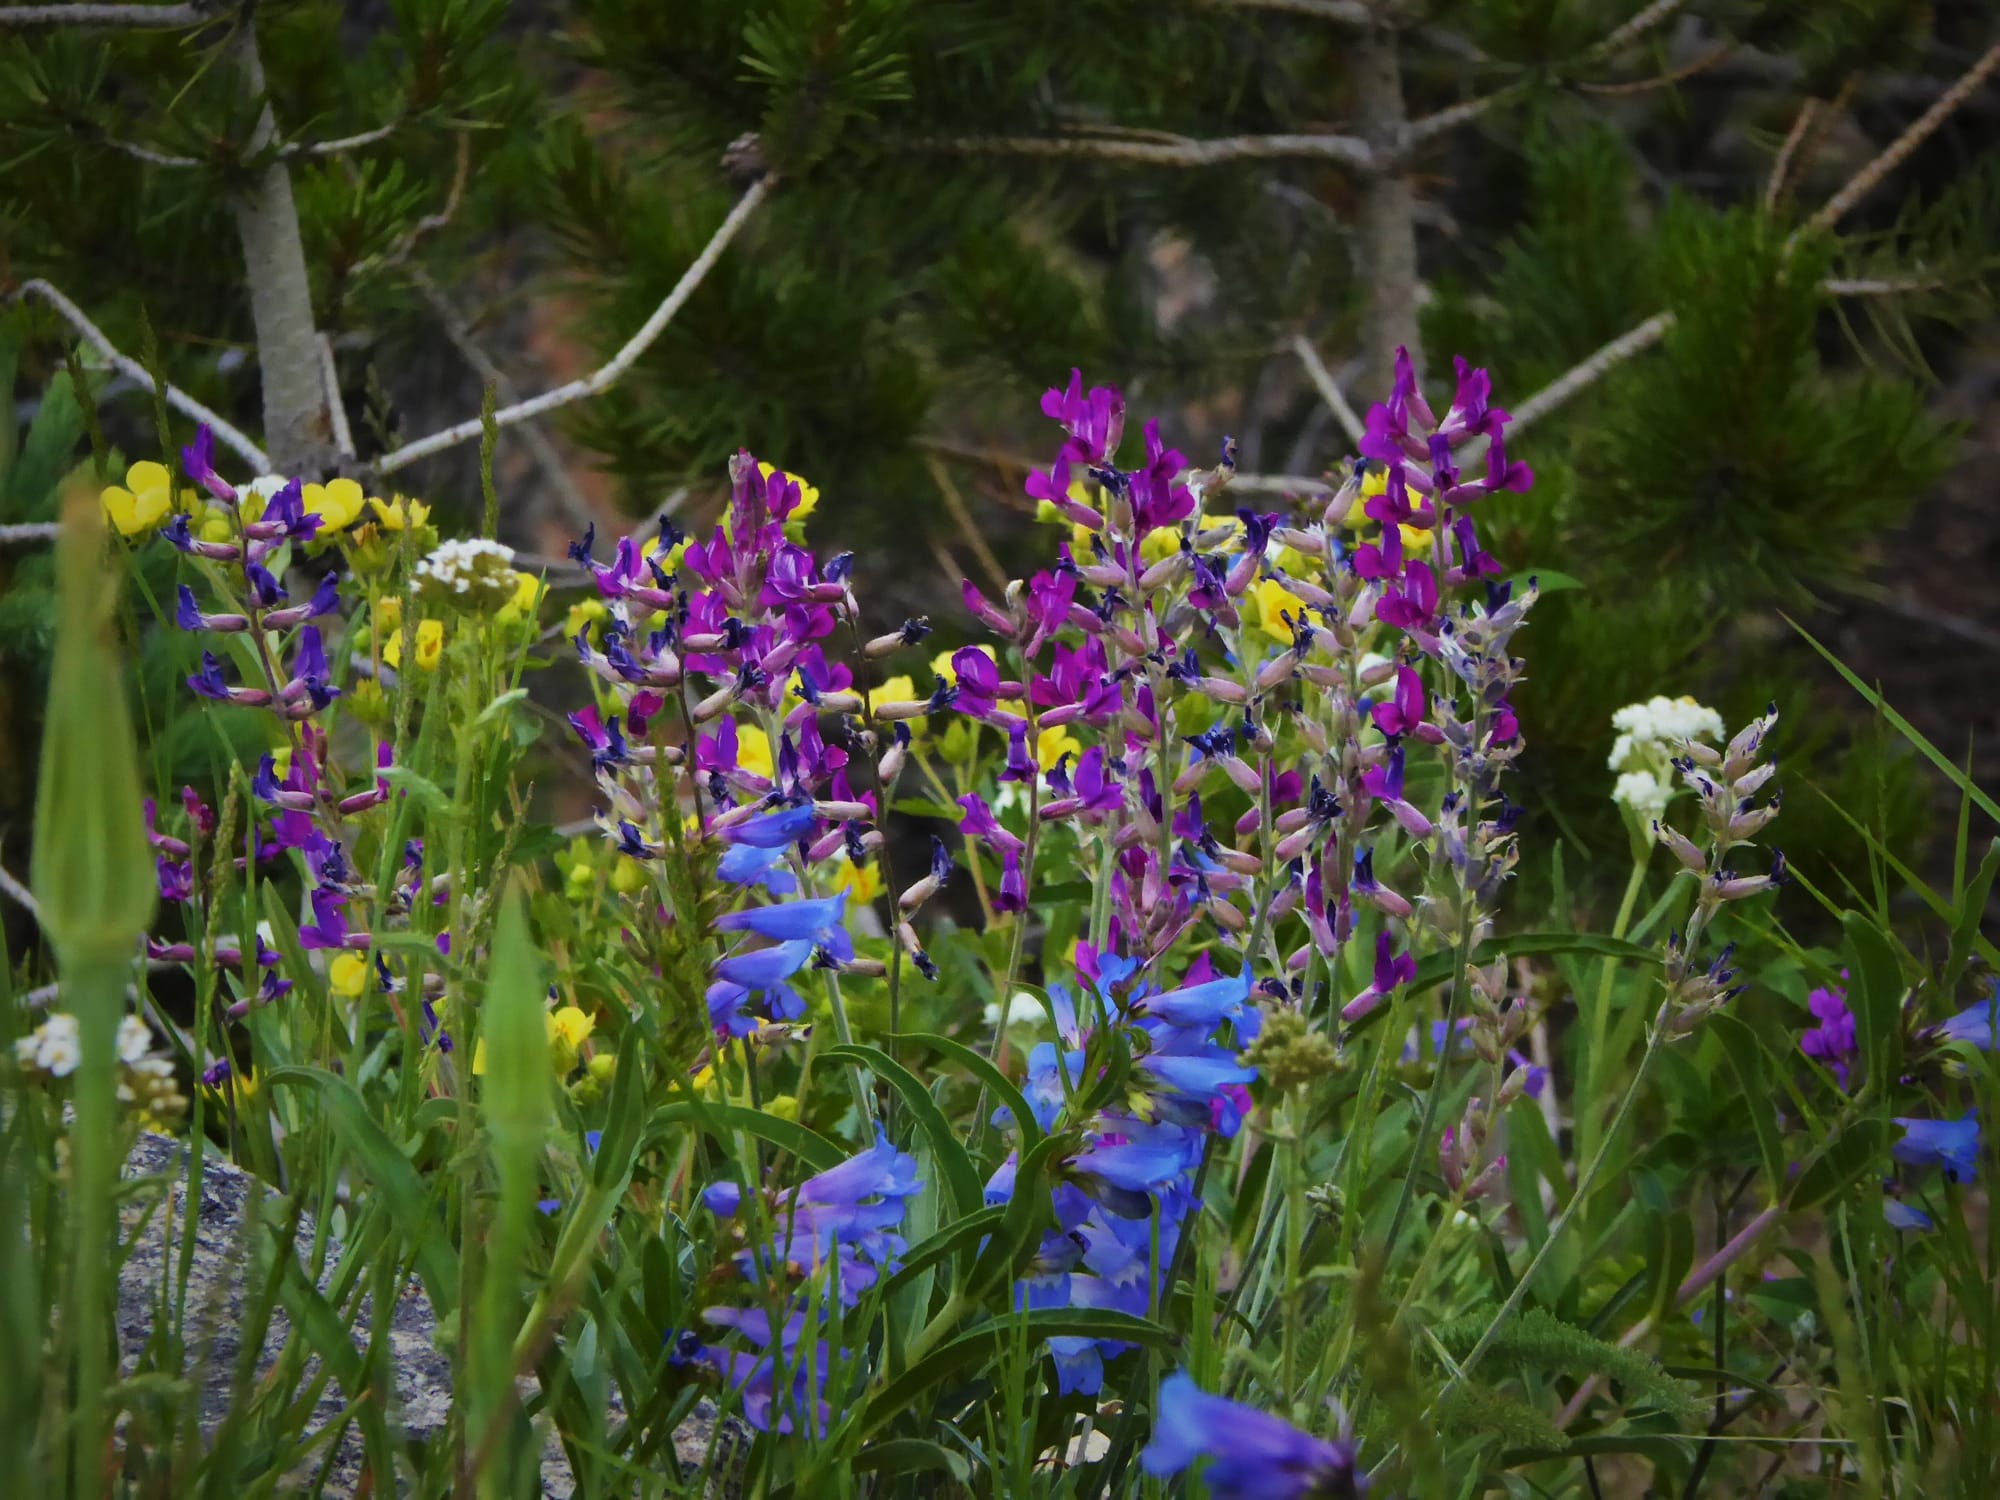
[963,1134,1066,1305]
[1787,618,2000,824]
[1709,1014,1787,1194]
[884,1208,1007,1297]
[1789,1119,1891,1212]
[645,1099,846,1174]
[861,1308,1175,1436]
[263,1067,457,1313]
[895,1030,1043,1150]
[853,1438,972,1482]
[1840,912,1905,1092]
[825,1043,984,1222]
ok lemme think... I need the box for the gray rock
[117,1132,748,1496]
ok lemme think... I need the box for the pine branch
[0,1,218,26]
[9,279,271,469]
[911,130,1376,171]
[1289,334,1365,446]
[1577,40,1734,97]
[376,174,775,476]
[1805,38,2000,234]
[1764,97,1820,208]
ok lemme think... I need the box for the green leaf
[1840,911,1905,1092]
[1708,1013,1787,1193]
[895,1030,1042,1149]
[962,1134,1065,1306]
[645,1098,846,1174]
[379,765,459,820]
[1788,618,2000,825]
[1504,568,1583,594]
[884,1207,1006,1297]
[1942,837,2000,1001]
[825,1044,984,1222]
[263,1067,457,1314]
[1789,1118,1891,1212]
[590,1022,647,1192]
[853,1438,972,1483]
[861,1308,1175,1436]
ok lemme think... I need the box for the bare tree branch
[405,264,601,535]
[1577,40,1734,96]
[91,118,400,171]
[376,175,775,475]
[0,2,216,27]
[1199,0,1369,24]
[1505,312,1675,433]
[1230,471,1335,496]
[911,130,1376,171]
[1289,334,1366,447]
[1584,0,1687,62]
[0,522,62,546]
[1764,96,1820,208]
[1805,38,2000,234]
[10,278,270,469]
[319,333,355,458]
[1406,84,1524,147]
[0,861,40,919]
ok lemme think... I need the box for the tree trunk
[230,20,331,476]
[1355,19,1423,401]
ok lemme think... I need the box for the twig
[910,131,1376,172]
[0,2,217,26]
[1406,84,1524,147]
[376,175,774,475]
[1584,0,1687,62]
[1506,312,1676,433]
[1764,98,1820,209]
[1805,39,2000,235]
[1821,275,1951,298]
[368,133,470,273]
[1230,472,1335,496]
[0,861,40,919]
[92,119,399,170]
[9,279,271,470]
[1289,333,1366,447]
[318,334,355,458]
[1199,0,1369,23]
[923,455,1010,595]
[0,522,63,545]
[1577,41,1735,97]
[404,265,601,534]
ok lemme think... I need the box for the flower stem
[1382,913,1478,1255]
[1581,847,1649,1163]
[1439,1021,1666,1402]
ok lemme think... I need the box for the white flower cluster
[416,537,517,594]
[15,1013,187,1121]
[1608,694,1726,820]
[983,992,1049,1031]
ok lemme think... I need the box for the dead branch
[1289,334,1366,447]
[911,130,1376,171]
[1198,0,1369,24]
[376,175,775,475]
[10,278,271,469]
[0,2,217,27]
[1805,38,2000,234]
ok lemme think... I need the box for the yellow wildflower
[328,953,369,999]
[1249,578,1309,645]
[830,856,883,904]
[547,1005,594,1073]
[1343,465,1391,528]
[374,595,403,635]
[609,855,647,894]
[368,494,431,531]
[758,461,820,524]
[566,597,609,642]
[586,1053,616,1085]
[496,570,546,626]
[271,745,294,780]
[1399,523,1435,555]
[100,460,173,537]
[1037,724,1083,773]
[383,618,445,671]
[197,505,234,545]
[302,477,367,533]
[869,674,917,712]
[736,723,774,781]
